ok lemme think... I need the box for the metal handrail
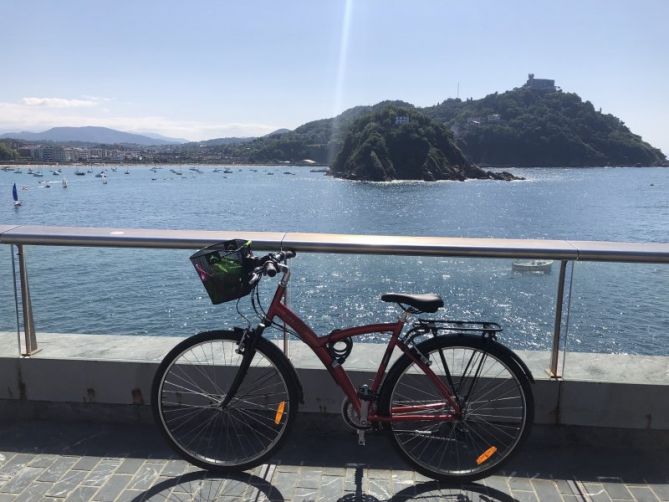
[2,224,668,262]
[2,224,669,372]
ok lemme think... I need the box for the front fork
[218,325,264,409]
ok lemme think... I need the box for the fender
[489,339,535,384]
[404,328,535,385]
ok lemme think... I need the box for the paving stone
[66,485,101,501]
[115,458,145,475]
[293,486,318,501]
[628,486,660,502]
[26,456,57,469]
[37,457,78,483]
[367,477,392,499]
[0,454,32,479]
[160,459,187,477]
[509,476,533,491]
[0,466,43,495]
[511,490,539,502]
[126,462,161,490]
[650,484,669,501]
[296,470,322,489]
[485,475,511,495]
[116,489,146,502]
[599,478,634,500]
[531,478,562,502]
[14,481,51,502]
[45,469,88,498]
[318,476,344,500]
[93,473,133,501]
[71,456,102,471]
[0,495,16,502]
[81,459,123,488]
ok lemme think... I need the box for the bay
[1,165,667,355]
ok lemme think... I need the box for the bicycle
[152,240,535,482]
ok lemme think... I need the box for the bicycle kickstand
[357,429,366,446]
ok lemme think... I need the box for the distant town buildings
[395,115,410,125]
[10,142,145,163]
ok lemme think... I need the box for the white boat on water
[512,260,554,273]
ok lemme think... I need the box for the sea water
[0,165,667,355]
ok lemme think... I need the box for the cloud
[21,97,102,108]
[0,99,278,141]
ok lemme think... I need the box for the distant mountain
[191,137,256,147]
[265,128,291,137]
[137,132,189,144]
[0,126,179,146]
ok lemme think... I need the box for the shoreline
[2,161,667,170]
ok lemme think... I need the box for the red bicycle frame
[262,278,461,424]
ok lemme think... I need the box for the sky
[2,0,668,153]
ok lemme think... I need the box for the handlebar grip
[265,261,278,277]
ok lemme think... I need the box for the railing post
[16,244,38,356]
[548,260,569,378]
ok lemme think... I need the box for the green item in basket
[212,257,241,275]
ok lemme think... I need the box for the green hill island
[330,105,516,181]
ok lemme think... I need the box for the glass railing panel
[562,261,669,384]
[0,246,20,352]
[286,253,558,374]
[12,246,561,370]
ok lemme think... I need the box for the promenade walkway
[0,417,667,501]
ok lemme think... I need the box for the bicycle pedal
[357,429,366,446]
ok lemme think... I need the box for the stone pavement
[0,417,667,501]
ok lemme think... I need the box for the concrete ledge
[1,331,668,429]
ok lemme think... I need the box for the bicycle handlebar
[248,250,296,286]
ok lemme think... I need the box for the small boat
[12,183,21,207]
[74,169,85,176]
[102,173,108,184]
[512,260,554,273]
[62,178,68,188]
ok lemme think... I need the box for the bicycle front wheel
[152,330,298,472]
[378,335,533,482]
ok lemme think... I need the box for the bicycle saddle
[381,293,444,313]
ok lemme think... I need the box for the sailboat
[13,183,21,206]
[62,177,68,188]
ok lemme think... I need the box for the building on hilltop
[524,73,556,92]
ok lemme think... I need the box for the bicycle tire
[152,330,299,472]
[378,334,534,482]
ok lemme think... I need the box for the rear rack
[416,319,502,334]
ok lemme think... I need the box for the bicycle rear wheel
[378,335,533,482]
[152,330,298,472]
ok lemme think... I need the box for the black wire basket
[190,239,254,304]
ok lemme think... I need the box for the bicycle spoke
[155,334,294,469]
[386,339,531,480]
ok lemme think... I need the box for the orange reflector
[274,401,286,424]
[476,446,497,465]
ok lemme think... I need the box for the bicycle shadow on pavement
[335,466,516,502]
[128,469,514,502]
[129,471,283,502]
